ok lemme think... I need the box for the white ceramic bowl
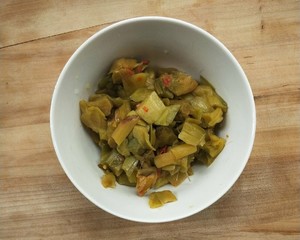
[50,16,256,223]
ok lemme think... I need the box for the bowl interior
[50,17,256,223]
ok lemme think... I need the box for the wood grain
[1,0,299,239]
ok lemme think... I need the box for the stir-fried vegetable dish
[80,58,228,208]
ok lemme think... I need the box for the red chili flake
[159,146,168,154]
[143,106,149,112]
[162,74,172,87]
[135,65,143,73]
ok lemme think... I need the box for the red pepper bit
[135,65,143,73]
[162,74,172,87]
[126,68,134,76]
[159,146,168,154]
[143,106,149,112]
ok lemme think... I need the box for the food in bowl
[50,16,256,222]
[79,58,228,207]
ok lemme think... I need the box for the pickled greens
[79,58,228,207]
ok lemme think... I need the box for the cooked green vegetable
[111,115,139,145]
[130,88,152,102]
[202,107,224,128]
[155,126,177,148]
[132,125,155,151]
[122,155,139,177]
[178,121,206,146]
[87,94,113,116]
[155,104,181,126]
[203,130,226,159]
[114,100,131,123]
[170,144,197,160]
[99,149,124,176]
[154,151,177,168]
[136,91,166,124]
[101,172,116,188]
[79,58,228,206]
[122,72,149,95]
[149,190,177,208]
[109,58,137,84]
[136,167,158,196]
[80,100,107,140]
[159,70,198,96]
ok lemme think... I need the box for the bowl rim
[50,16,256,223]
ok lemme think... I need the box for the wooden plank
[0,0,219,48]
[2,0,298,48]
[0,25,105,128]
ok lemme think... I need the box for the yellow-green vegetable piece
[80,100,107,140]
[189,95,212,114]
[101,172,116,188]
[155,126,177,148]
[100,149,124,176]
[154,176,169,189]
[136,91,166,124]
[122,155,139,177]
[202,107,223,127]
[154,151,177,168]
[132,125,156,151]
[136,168,158,196]
[117,138,131,157]
[193,85,228,113]
[168,171,188,187]
[122,73,149,95]
[154,144,197,168]
[149,190,177,208]
[110,58,137,84]
[114,100,131,123]
[117,172,136,186]
[159,71,198,96]
[154,104,181,126]
[87,94,113,116]
[204,132,226,158]
[178,121,206,146]
[170,144,197,160]
[111,115,139,145]
[130,88,152,102]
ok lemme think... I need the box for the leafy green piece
[111,115,139,145]
[155,126,177,148]
[178,121,206,146]
[122,156,139,177]
[202,108,223,128]
[136,91,166,124]
[154,104,180,126]
[149,190,177,208]
[130,88,152,102]
[99,149,124,176]
[132,125,156,151]
[80,100,107,140]
[101,172,116,188]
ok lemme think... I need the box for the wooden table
[1,1,299,239]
